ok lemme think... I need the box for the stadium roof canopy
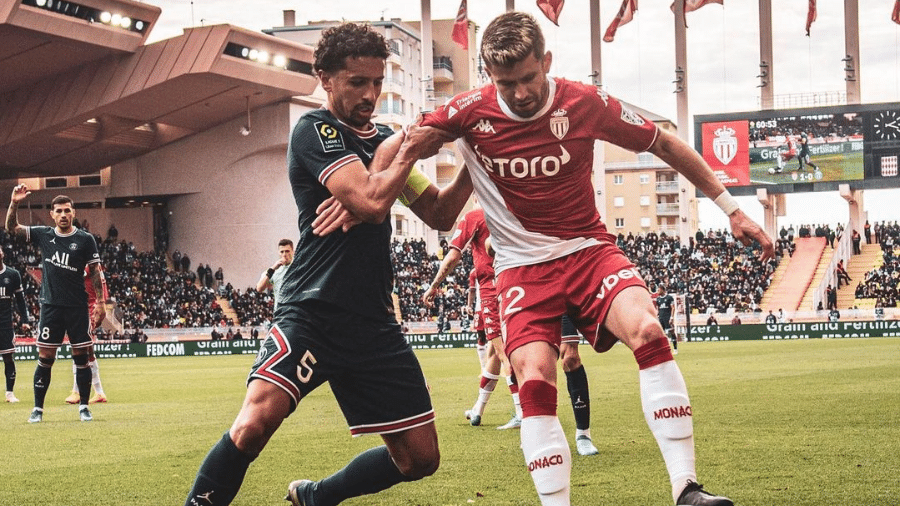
[0,0,317,179]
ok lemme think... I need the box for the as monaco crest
[550,108,569,140]
[712,126,737,165]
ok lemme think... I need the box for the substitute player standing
[0,247,32,403]
[391,12,773,506]
[255,238,294,311]
[6,188,104,423]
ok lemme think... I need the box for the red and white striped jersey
[422,78,658,274]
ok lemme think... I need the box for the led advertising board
[694,103,900,195]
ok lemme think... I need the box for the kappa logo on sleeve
[315,122,346,152]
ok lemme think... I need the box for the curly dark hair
[314,22,390,74]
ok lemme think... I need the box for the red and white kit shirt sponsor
[422,78,659,274]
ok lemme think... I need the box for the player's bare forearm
[648,130,726,201]
[409,166,473,231]
[6,201,19,234]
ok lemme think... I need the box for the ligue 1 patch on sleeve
[315,121,346,152]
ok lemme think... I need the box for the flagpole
[758,0,774,110]
[844,0,861,105]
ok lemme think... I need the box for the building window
[640,217,651,228]
[613,197,624,207]
[614,218,625,228]
[45,177,67,188]
[79,175,102,186]
[639,174,650,184]
[639,195,650,206]
[613,174,624,185]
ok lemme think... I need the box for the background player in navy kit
[0,247,32,403]
[559,315,598,456]
[183,22,454,506]
[654,285,676,353]
[6,187,103,423]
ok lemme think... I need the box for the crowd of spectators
[617,230,778,315]
[854,221,900,308]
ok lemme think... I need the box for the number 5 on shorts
[296,350,318,384]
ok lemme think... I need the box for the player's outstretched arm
[648,130,774,261]
[408,165,473,231]
[5,184,30,236]
[324,123,452,225]
[422,247,463,307]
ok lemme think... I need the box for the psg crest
[712,126,737,165]
[550,109,569,140]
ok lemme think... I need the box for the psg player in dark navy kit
[6,186,104,423]
[183,22,460,506]
[0,247,32,403]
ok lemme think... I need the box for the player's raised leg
[604,286,732,506]
[184,380,288,506]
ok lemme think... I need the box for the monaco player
[64,264,109,404]
[773,136,797,173]
[388,11,773,506]
[422,208,521,429]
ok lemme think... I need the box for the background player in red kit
[390,11,773,506]
[64,264,109,404]
[423,208,521,429]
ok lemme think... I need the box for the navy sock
[3,355,14,392]
[184,432,256,506]
[73,354,91,404]
[565,365,591,431]
[33,357,54,409]
[315,446,412,505]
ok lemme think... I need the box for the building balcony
[655,181,679,194]
[656,203,681,216]
[382,79,403,95]
[433,56,454,83]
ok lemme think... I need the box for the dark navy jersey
[279,108,396,320]
[27,226,100,307]
[0,265,27,329]
[656,293,674,316]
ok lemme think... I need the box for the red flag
[603,0,638,43]
[670,0,723,28]
[451,0,468,49]
[806,0,816,36]
[893,0,900,24]
[536,0,565,26]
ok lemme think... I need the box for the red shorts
[495,244,648,356]
[478,285,502,342]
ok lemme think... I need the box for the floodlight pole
[673,1,693,344]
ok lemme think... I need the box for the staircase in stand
[764,237,827,312]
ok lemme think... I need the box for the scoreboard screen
[694,103,900,194]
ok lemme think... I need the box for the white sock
[90,359,104,396]
[639,360,697,502]
[507,376,523,418]
[476,344,488,369]
[472,371,499,416]
[71,362,78,392]
[521,415,571,506]
[575,428,591,440]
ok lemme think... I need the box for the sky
[144,0,900,231]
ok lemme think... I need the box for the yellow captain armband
[398,167,432,206]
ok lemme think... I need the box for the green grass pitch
[1,338,897,505]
